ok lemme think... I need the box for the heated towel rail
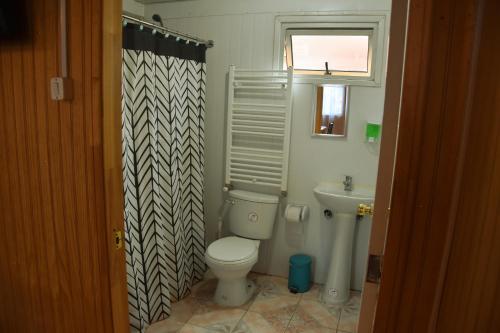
[225,65,293,195]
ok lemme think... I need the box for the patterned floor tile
[286,319,336,333]
[337,293,361,333]
[147,317,185,333]
[233,311,287,333]
[246,291,299,330]
[287,328,335,333]
[255,275,299,297]
[178,324,214,333]
[301,283,323,301]
[187,308,246,332]
[337,314,358,333]
[167,297,204,324]
[147,274,361,333]
[191,279,219,300]
[249,291,300,314]
[347,291,361,305]
[294,299,341,329]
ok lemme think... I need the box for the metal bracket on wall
[50,0,73,101]
[366,254,383,284]
[113,229,123,250]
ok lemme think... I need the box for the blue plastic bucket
[288,254,312,293]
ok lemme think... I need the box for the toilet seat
[206,236,259,265]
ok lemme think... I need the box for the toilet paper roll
[285,204,307,248]
[285,204,304,223]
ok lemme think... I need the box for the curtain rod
[122,14,214,48]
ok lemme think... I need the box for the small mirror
[312,85,348,137]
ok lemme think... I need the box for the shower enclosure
[121,15,211,332]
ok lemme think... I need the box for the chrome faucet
[343,175,353,191]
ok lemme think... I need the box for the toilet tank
[228,190,279,240]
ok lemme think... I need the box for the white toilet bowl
[205,236,260,306]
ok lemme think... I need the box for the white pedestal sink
[313,182,374,304]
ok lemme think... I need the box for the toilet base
[214,278,255,307]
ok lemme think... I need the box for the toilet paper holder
[284,204,310,222]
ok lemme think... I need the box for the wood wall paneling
[0,0,127,331]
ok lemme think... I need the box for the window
[274,14,387,85]
[284,29,372,77]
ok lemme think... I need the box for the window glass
[290,35,369,72]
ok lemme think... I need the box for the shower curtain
[121,23,207,332]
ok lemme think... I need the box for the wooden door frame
[102,0,129,332]
[366,0,485,331]
[358,0,409,330]
[100,0,489,331]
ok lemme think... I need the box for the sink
[313,181,374,305]
[313,183,374,214]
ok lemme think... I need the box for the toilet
[205,190,279,307]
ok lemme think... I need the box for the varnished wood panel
[357,0,409,331]
[373,0,499,331]
[103,0,130,331]
[435,0,500,330]
[0,0,127,331]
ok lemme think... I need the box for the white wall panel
[144,0,390,290]
[123,0,145,16]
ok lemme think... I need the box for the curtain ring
[165,33,170,38]
[152,29,157,35]
[176,37,180,42]
[139,24,144,31]
[123,21,128,27]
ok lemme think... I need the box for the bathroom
[122,0,389,332]
[2,0,499,332]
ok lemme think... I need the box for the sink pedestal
[322,213,356,304]
[313,182,374,304]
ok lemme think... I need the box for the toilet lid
[207,236,258,262]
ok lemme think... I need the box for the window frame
[274,14,388,87]
[285,29,374,77]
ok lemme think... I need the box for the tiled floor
[147,273,360,333]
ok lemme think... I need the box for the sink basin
[313,182,375,304]
[313,182,374,214]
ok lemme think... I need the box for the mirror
[312,85,349,137]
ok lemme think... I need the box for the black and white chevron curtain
[121,24,207,332]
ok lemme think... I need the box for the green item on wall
[366,122,381,143]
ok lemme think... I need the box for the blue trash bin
[288,254,312,293]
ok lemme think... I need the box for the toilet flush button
[248,212,259,223]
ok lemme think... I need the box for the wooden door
[0,0,128,332]
[432,0,500,330]
[367,0,500,331]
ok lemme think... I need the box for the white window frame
[274,13,388,87]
